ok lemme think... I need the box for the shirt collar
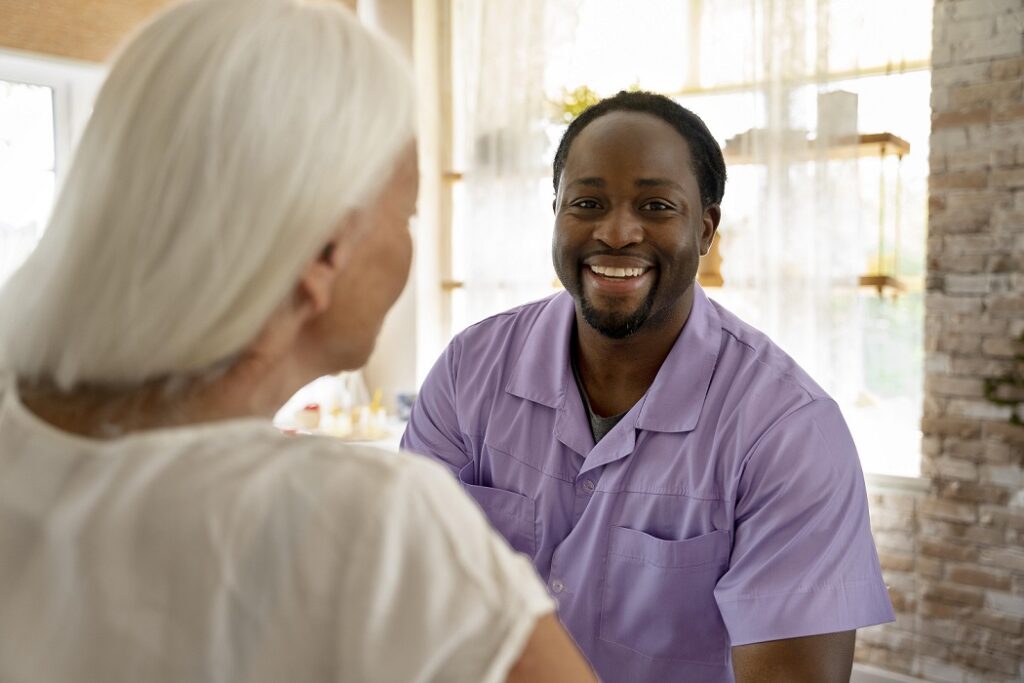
[505,291,576,409]
[506,285,722,434]
[635,284,722,433]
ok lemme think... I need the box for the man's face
[552,111,718,339]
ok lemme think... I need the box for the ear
[699,204,722,256]
[295,238,343,317]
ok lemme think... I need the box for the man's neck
[573,287,695,418]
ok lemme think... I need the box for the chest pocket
[458,463,536,557]
[600,526,731,664]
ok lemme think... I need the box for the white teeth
[590,265,645,278]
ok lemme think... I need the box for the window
[0,50,104,287]
[445,0,932,477]
[0,79,55,284]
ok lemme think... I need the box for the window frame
[0,48,106,187]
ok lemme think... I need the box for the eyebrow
[634,177,685,192]
[567,177,684,192]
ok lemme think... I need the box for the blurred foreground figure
[0,1,594,681]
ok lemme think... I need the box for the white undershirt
[0,380,553,682]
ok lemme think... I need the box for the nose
[592,206,643,249]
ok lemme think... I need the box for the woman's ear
[245,236,347,370]
[296,238,343,317]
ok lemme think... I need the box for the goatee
[579,287,657,339]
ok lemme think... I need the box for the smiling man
[402,91,894,682]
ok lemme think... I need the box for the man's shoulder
[701,301,857,474]
[448,291,567,359]
[709,297,830,405]
[700,297,839,447]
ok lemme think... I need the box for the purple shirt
[402,285,894,682]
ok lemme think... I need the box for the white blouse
[0,381,553,682]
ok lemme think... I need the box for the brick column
[855,1,1024,681]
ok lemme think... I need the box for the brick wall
[854,1,1024,681]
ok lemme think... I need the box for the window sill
[852,663,926,683]
[864,471,929,494]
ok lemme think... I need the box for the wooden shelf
[848,133,912,158]
[858,274,905,296]
[723,132,911,164]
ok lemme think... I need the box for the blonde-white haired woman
[0,1,594,681]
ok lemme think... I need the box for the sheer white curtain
[705,0,865,410]
[448,0,579,332]
[446,0,928,475]
[449,0,866,404]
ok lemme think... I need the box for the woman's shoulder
[202,431,527,601]
[174,426,456,513]
[259,436,530,587]
[269,432,457,492]
[138,428,478,580]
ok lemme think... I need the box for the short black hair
[552,90,727,208]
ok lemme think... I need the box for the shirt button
[550,579,565,594]
[582,479,595,492]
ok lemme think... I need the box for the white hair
[0,0,414,390]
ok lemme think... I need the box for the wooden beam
[0,0,359,63]
[0,0,175,62]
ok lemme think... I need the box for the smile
[583,263,655,297]
[588,265,649,279]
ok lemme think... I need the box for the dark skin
[552,111,855,681]
[553,112,719,416]
[732,631,855,682]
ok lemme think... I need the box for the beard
[578,278,658,339]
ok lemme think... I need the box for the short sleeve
[401,340,471,479]
[339,456,555,683]
[714,399,895,646]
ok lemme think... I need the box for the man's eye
[573,200,600,209]
[643,200,672,211]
